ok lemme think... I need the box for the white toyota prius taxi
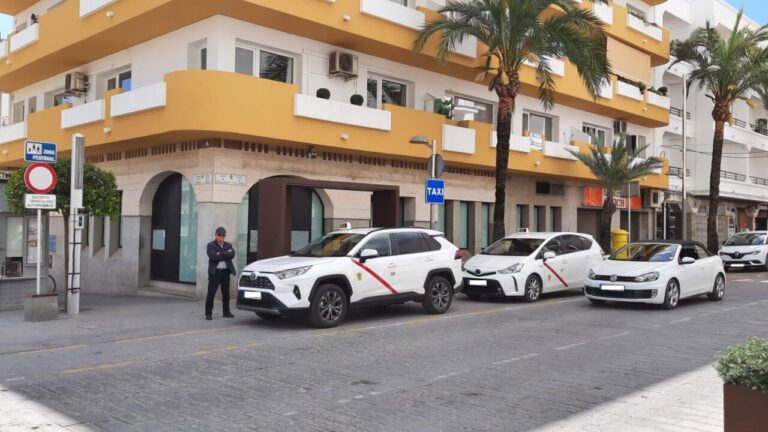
[585,240,726,309]
[462,232,603,302]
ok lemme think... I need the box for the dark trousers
[206,269,231,316]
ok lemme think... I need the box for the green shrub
[716,337,768,394]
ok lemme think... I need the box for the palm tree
[414,0,611,241]
[671,11,768,251]
[569,137,662,252]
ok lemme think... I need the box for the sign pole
[36,208,41,295]
[68,134,85,316]
[430,139,436,230]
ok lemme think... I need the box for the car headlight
[275,266,312,280]
[588,269,596,280]
[634,271,660,283]
[498,263,524,274]
[745,250,760,256]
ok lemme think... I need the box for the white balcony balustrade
[10,24,39,53]
[0,122,27,144]
[442,124,476,154]
[647,92,670,109]
[617,80,643,101]
[294,93,392,131]
[627,14,663,41]
[360,0,426,31]
[111,82,167,117]
[81,0,120,18]
[61,100,106,129]
[593,1,613,25]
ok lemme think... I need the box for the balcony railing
[749,123,768,136]
[669,107,691,119]
[668,166,691,178]
[720,170,747,182]
[751,176,768,186]
[733,118,747,128]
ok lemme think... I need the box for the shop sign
[582,186,641,209]
[192,174,213,185]
[215,173,246,186]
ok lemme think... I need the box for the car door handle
[424,257,434,262]
[387,263,397,268]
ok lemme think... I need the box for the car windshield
[725,233,767,246]
[481,238,545,256]
[610,243,678,262]
[292,233,365,257]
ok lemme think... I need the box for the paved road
[1,271,767,431]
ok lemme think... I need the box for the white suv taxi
[236,228,463,328]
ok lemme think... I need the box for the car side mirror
[360,248,379,263]
[543,251,556,260]
[603,254,611,260]
[721,241,726,245]
[680,256,696,265]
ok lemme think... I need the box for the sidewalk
[0,385,93,432]
[533,365,723,432]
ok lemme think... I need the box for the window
[459,201,469,249]
[361,235,392,257]
[4,217,24,277]
[550,207,562,231]
[534,206,546,232]
[516,205,529,231]
[436,205,446,233]
[694,245,710,259]
[562,235,583,254]
[536,182,564,196]
[367,75,407,109]
[679,246,698,262]
[188,40,207,70]
[118,191,123,248]
[452,95,494,124]
[235,45,295,84]
[388,0,408,5]
[542,235,566,255]
[107,70,132,91]
[12,100,25,124]
[523,111,553,141]
[420,233,442,251]
[28,97,36,115]
[626,135,646,157]
[583,124,610,147]
[101,216,107,248]
[394,232,424,255]
[481,203,491,248]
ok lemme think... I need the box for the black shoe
[223,312,235,318]
[205,315,212,321]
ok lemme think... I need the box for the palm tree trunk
[492,94,514,241]
[601,189,617,252]
[707,119,725,252]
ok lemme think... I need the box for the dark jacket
[207,240,236,275]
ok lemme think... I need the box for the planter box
[23,293,59,322]
[724,384,768,432]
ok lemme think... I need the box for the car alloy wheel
[319,290,344,322]
[423,275,453,314]
[431,280,451,310]
[524,275,541,302]
[664,280,679,309]
[708,274,725,301]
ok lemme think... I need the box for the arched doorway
[237,183,323,270]
[150,173,198,283]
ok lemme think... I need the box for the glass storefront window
[178,177,198,283]
[6,217,23,258]
[459,202,469,249]
[311,191,323,241]
[436,205,446,233]
[481,203,490,248]
[26,218,38,264]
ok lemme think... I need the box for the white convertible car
[584,240,725,309]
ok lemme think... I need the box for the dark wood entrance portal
[257,178,399,259]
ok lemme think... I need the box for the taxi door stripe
[543,262,568,287]
[351,259,398,295]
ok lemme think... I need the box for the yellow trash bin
[611,229,629,256]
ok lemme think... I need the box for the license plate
[243,291,262,300]
[729,263,744,268]
[601,284,625,292]
[468,280,487,286]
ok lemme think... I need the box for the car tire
[465,293,482,301]
[255,312,281,321]
[661,279,680,310]
[309,284,348,328]
[707,274,726,301]
[423,275,453,314]
[523,275,542,303]
[588,298,607,306]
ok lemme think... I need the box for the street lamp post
[410,135,437,230]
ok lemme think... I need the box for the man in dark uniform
[205,226,236,320]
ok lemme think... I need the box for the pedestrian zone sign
[24,194,57,210]
[425,178,445,205]
[24,141,57,164]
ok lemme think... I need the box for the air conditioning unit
[329,51,359,81]
[65,72,90,94]
[613,120,628,135]
[644,189,664,208]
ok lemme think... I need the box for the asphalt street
[1,271,767,431]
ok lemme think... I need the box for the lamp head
[409,135,430,146]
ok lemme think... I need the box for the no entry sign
[24,163,57,194]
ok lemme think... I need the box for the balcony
[598,1,670,66]
[0,70,668,190]
[718,172,768,201]
[9,23,39,53]
[627,14,663,42]
[664,0,692,24]
[724,119,768,151]
[0,0,668,127]
[665,107,692,137]
[592,1,613,25]
[646,92,670,109]
[617,80,643,101]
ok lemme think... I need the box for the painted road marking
[63,362,132,375]
[670,317,691,324]
[598,332,631,340]
[3,344,88,356]
[493,353,540,365]
[554,342,587,351]
[114,327,230,344]
[193,345,239,356]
